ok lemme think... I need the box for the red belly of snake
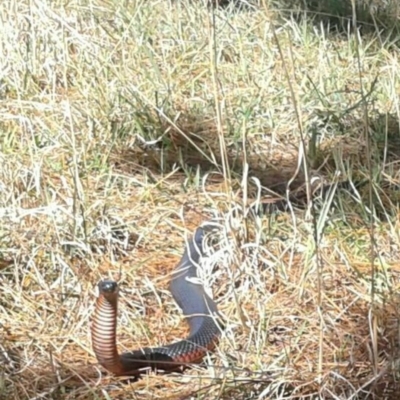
[91,227,221,376]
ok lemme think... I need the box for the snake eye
[99,280,118,293]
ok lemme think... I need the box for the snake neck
[92,296,125,375]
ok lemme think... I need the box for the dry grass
[1,0,400,399]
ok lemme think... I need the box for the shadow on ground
[110,98,400,221]
[269,0,400,41]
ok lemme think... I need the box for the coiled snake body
[91,226,221,376]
